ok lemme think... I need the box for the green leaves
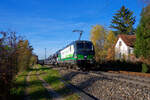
[134,4,150,59]
[142,63,149,73]
[110,6,136,35]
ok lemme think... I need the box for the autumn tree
[0,31,20,100]
[110,6,136,35]
[105,31,116,61]
[17,40,33,71]
[30,54,38,66]
[134,4,150,65]
[0,30,37,100]
[90,25,107,62]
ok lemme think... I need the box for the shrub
[142,63,149,73]
[0,31,37,100]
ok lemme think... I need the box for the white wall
[115,38,134,59]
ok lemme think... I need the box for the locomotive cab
[74,41,95,68]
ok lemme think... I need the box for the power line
[45,48,46,60]
[72,30,83,40]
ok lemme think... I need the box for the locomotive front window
[77,42,93,50]
[77,43,84,49]
[84,43,92,50]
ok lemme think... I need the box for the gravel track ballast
[53,67,150,100]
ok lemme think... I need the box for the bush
[0,31,37,100]
[142,63,149,73]
[97,60,142,72]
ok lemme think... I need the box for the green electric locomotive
[55,40,95,70]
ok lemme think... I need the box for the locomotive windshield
[77,42,93,50]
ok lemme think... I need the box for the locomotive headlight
[74,54,77,58]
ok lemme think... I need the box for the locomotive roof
[58,40,92,51]
[48,40,92,58]
[72,40,92,44]
[75,40,92,42]
[65,40,92,47]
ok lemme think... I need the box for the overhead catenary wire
[72,30,84,40]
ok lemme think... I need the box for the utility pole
[73,30,83,40]
[45,48,46,60]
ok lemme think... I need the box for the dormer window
[119,41,122,46]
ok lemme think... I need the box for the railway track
[88,71,150,88]
[46,65,150,88]
[45,65,150,100]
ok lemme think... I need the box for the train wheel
[72,65,77,70]
[68,65,71,70]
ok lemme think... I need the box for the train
[45,40,95,70]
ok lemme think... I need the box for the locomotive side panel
[58,42,77,65]
[60,45,75,60]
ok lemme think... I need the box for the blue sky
[0,0,145,59]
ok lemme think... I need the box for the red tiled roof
[118,34,136,47]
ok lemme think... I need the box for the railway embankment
[53,67,150,100]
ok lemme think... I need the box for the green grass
[41,70,64,90]
[66,94,80,100]
[38,65,80,100]
[27,70,52,100]
[10,71,28,100]
[142,63,149,73]
[11,67,52,100]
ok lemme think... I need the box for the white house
[115,34,136,60]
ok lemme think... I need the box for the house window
[128,49,133,54]
[119,41,122,46]
[128,49,131,54]
[119,53,121,59]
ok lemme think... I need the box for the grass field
[26,70,51,100]
[10,71,28,100]
[11,65,80,100]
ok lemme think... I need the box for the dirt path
[24,65,97,100]
[24,71,32,100]
[37,71,64,100]
[25,70,53,100]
